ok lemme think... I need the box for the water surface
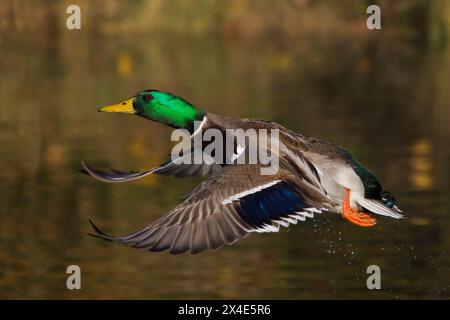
[0,26,449,299]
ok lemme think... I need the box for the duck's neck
[156,108,205,133]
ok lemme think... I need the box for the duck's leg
[342,189,376,227]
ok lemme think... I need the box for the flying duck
[82,89,403,254]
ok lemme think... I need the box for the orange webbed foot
[342,207,376,227]
[342,189,376,227]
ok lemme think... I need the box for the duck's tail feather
[357,198,404,219]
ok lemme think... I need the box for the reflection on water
[1,9,450,299]
[409,139,434,190]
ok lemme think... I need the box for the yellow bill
[98,98,135,113]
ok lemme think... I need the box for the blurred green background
[0,0,449,299]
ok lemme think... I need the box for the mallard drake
[82,89,403,254]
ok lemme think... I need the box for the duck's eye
[143,94,153,102]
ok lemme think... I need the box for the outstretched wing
[89,164,330,254]
[80,150,223,183]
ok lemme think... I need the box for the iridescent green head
[99,89,205,132]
